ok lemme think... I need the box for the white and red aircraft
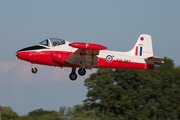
[16,34,164,81]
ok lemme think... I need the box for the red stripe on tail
[135,46,138,56]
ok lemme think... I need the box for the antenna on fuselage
[61,67,66,71]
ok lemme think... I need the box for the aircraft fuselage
[16,35,163,80]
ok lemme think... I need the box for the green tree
[0,106,19,120]
[59,106,66,117]
[156,58,180,119]
[18,115,34,120]
[66,107,73,117]
[28,108,62,120]
[35,111,62,120]
[83,57,180,120]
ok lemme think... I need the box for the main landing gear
[69,62,87,81]
[69,67,86,81]
[78,68,86,76]
[69,68,77,81]
[31,64,38,74]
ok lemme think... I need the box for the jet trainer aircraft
[16,34,164,81]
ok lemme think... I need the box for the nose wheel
[31,64,38,74]
[31,67,38,73]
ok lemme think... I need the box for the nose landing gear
[32,67,38,73]
[31,64,38,74]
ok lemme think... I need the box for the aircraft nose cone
[16,51,19,56]
[16,51,20,58]
[16,49,24,58]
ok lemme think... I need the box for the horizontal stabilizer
[144,56,164,64]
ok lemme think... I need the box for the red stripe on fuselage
[17,50,154,70]
[17,51,71,67]
[17,51,58,66]
[97,58,154,70]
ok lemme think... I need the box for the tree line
[0,57,180,120]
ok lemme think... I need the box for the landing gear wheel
[78,68,86,76]
[31,67,38,74]
[69,73,77,81]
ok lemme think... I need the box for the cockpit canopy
[39,38,65,47]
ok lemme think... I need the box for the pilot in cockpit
[53,42,57,46]
[39,38,65,47]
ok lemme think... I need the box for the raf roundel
[140,37,144,41]
[106,55,113,62]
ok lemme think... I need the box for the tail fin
[131,34,153,58]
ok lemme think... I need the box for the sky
[0,0,180,116]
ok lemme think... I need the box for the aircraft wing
[65,43,107,67]
[144,56,164,64]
